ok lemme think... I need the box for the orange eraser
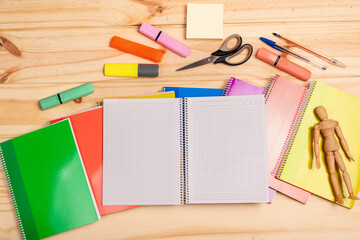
[110,36,165,63]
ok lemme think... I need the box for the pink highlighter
[139,22,191,58]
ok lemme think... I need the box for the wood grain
[0,22,359,85]
[0,0,359,30]
[1,0,360,239]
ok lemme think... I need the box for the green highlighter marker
[40,83,94,110]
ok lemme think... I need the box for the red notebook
[48,92,175,214]
[49,107,140,215]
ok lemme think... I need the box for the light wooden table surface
[1,1,360,239]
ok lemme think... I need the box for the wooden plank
[0,0,359,30]
[1,74,360,139]
[0,22,359,86]
[0,185,359,240]
[0,81,225,138]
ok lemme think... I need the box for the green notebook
[0,119,100,239]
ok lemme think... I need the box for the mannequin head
[315,106,328,121]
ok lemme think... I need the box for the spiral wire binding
[264,75,283,176]
[179,99,185,204]
[183,98,190,203]
[0,146,27,239]
[263,75,277,96]
[276,81,317,178]
[261,88,267,96]
[264,75,278,103]
[222,77,235,96]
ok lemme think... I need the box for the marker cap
[138,64,159,77]
[139,22,191,58]
[256,47,311,81]
[40,95,61,110]
[256,47,278,65]
[139,22,159,40]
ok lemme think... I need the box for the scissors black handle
[211,34,253,66]
[212,34,243,56]
[214,44,253,66]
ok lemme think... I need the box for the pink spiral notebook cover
[223,76,311,204]
[223,77,266,96]
[264,75,311,203]
[223,77,276,203]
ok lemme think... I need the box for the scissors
[176,34,253,71]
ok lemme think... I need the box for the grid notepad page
[185,96,269,203]
[102,99,182,205]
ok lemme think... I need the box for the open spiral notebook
[102,96,269,205]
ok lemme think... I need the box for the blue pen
[260,37,326,70]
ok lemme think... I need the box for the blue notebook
[162,87,223,98]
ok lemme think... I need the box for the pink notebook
[223,77,276,203]
[223,77,267,96]
[224,76,311,203]
[264,75,311,203]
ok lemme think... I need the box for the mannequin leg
[334,151,360,200]
[327,152,344,204]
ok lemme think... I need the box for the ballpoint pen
[273,33,346,68]
[260,37,327,71]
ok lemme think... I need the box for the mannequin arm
[314,124,321,168]
[335,121,354,161]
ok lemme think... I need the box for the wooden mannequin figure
[313,106,360,204]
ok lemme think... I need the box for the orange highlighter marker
[110,36,165,63]
[256,47,311,81]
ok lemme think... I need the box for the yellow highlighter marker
[104,63,159,77]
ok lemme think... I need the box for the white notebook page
[185,96,269,203]
[102,99,182,205]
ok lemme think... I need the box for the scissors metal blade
[176,55,217,71]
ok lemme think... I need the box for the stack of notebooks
[1,76,360,239]
[274,78,360,208]
[224,76,311,203]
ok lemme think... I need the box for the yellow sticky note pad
[186,3,223,39]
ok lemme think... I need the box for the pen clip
[272,45,284,52]
[260,37,284,52]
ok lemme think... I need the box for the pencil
[273,33,346,68]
